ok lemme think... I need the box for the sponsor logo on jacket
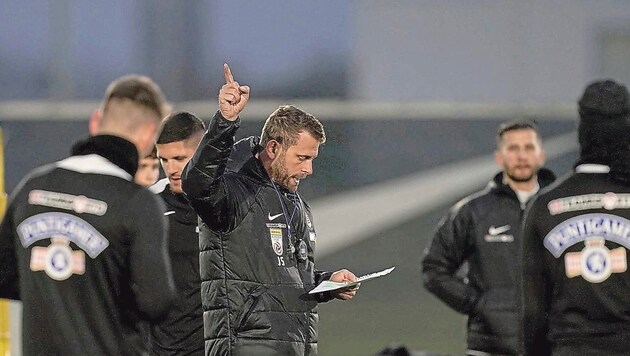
[30,236,86,281]
[17,212,109,281]
[269,228,283,256]
[543,213,630,258]
[547,192,630,215]
[484,224,514,242]
[17,212,109,258]
[564,238,626,283]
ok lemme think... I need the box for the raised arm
[181,63,250,230]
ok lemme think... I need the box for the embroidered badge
[269,228,283,256]
[30,236,85,281]
[28,190,108,216]
[564,238,627,283]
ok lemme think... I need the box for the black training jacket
[182,112,332,356]
[422,168,555,355]
[149,179,204,355]
[0,135,176,356]
[522,164,630,356]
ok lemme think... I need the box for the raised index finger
[224,63,234,84]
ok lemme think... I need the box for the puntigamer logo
[543,213,630,258]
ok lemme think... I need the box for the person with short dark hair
[148,111,206,355]
[135,146,160,187]
[181,64,359,355]
[422,119,555,355]
[0,75,176,355]
[521,79,630,356]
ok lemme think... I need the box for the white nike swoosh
[164,211,176,216]
[268,213,283,221]
[488,225,510,235]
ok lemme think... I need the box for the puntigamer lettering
[17,212,109,258]
[544,214,630,258]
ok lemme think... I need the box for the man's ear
[265,140,278,159]
[494,150,503,166]
[89,110,102,135]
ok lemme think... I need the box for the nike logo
[488,225,510,235]
[268,213,283,221]
[164,211,175,216]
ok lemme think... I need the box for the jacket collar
[70,135,139,178]
[488,167,556,198]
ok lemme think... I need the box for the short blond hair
[260,105,325,148]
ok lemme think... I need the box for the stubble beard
[270,156,297,192]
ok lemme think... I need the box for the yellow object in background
[0,128,11,356]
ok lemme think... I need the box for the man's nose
[165,162,178,175]
[302,161,313,176]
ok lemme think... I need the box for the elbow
[422,274,439,293]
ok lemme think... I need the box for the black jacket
[522,164,630,356]
[182,112,332,356]
[0,135,176,356]
[422,168,555,355]
[149,179,204,355]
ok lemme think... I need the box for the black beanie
[577,79,630,184]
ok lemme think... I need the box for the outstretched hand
[219,63,250,121]
[330,269,359,300]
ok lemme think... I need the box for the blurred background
[2,1,630,355]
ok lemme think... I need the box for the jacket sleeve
[125,189,176,321]
[181,111,240,232]
[421,204,481,315]
[313,270,334,303]
[0,200,19,300]
[520,197,551,356]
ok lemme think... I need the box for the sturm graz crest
[30,236,85,281]
[565,238,626,283]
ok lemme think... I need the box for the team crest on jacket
[565,238,626,283]
[30,236,86,281]
[269,228,283,256]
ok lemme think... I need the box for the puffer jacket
[422,169,555,355]
[182,112,332,356]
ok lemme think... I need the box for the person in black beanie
[521,79,630,356]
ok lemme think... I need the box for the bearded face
[495,128,545,185]
[267,132,320,192]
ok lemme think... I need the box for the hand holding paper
[309,267,395,295]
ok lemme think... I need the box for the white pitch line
[313,131,578,258]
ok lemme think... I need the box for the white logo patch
[28,190,108,216]
[268,213,283,221]
[18,212,109,258]
[488,225,511,235]
[565,238,627,283]
[548,192,630,215]
[543,214,630,258]
[484,224,513,242]
[30,237,85,281]
[269,228,283,256]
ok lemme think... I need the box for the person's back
[522,79,630,356]
[0,75,176,355]
[524,166,630,353]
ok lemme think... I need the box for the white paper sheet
[308,266,395,294]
